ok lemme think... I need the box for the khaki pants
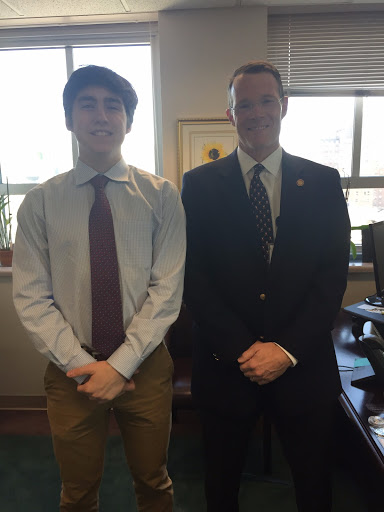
[44,342,174,512]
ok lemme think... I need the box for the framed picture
[178,118,238,188]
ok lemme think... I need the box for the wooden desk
[333,311,384,473]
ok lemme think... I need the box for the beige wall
[0,268,375,399]
[0,274,46,397]
[0,7,376,399]
[342,270,376,308]
[158,7,267,186]
[0,6,268,400]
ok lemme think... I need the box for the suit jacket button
[260,293,266,301]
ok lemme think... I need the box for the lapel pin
[296,179,304,187]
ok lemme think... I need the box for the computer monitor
[365,221,384,307]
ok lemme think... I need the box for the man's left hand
[67,361,135,403]
[238,341,292,385]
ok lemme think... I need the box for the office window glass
[360,97,384,178]
[7,195,24,240]
[0,43,155,243]
[0,48,72,184]
[73,45,155,174]
[280,97,354,178]
[347,188,384,246]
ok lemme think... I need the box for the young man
[181,61,350,512]
[13,65,185,511]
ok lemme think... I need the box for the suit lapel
[216,149,312,268]
[279,150,306,221]
[270,151,311,274]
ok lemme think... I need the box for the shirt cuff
[107,341,145,380]
[274,342,298,367]
[62,349,98,384]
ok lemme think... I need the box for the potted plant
[350,224,370,261]
[0,178,13,266]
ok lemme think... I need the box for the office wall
[343,270,375,308]
[0,268,375,400]
[0,7,268,400]
[0,274,46,396]
[158,7,267,186]
[0,7,376,400]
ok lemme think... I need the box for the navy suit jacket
[181,149,351,417]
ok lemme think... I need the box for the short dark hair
[63,65,138,127]
[228,60,284,108]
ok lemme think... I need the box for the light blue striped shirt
[13,159,186,382]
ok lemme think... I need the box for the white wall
[158,7,267,186]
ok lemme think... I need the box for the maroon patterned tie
[89,174,124,359]
[249,164,274,262]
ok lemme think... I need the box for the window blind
[0,22,157,48]
[268,12,384,95]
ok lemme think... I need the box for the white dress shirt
[237,145,282,238]
[13,159,186,382]
[237,146,297,366]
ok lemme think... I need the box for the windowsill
[0,266,12,277]
[348,262,373,274]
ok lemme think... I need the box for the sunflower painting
[178,119,238,188]
[201,142,227,163]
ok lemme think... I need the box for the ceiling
[0,0,382,27]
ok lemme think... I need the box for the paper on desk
[357,304,384,314]
[354,357,370,367]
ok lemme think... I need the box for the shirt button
[260,293,266,301]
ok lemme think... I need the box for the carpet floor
[0,430,368,512]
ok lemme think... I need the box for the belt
[81,345,107,361]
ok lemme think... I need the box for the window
[280,97,354,177]
[268,12,384,239]
[360,97,384,178]
[73,45,155,174]
[0,48,72,185]
[0,23,158,241]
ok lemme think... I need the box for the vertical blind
[267,12,384,95]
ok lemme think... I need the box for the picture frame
[177,118,238,188]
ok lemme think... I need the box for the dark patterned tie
[89,174,124,359]
[249,163,274,262]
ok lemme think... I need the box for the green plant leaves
[0,194,12,250]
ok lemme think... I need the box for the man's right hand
[67,361,136,403]
[238,340,291,385]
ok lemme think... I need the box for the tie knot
[253,163,265,179]
[91,174,109,191]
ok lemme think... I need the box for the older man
[181,61,350,512]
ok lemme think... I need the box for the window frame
[0,21,160,197]
[282,91,384,193]
[268,12,384,194]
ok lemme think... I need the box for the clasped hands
[238,341,292,385]
[67,361,137,404]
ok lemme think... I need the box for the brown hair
[63,65,138,127]
[228,60,284,108]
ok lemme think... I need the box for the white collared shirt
[237,145,282,238]
[13,158,186,382]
